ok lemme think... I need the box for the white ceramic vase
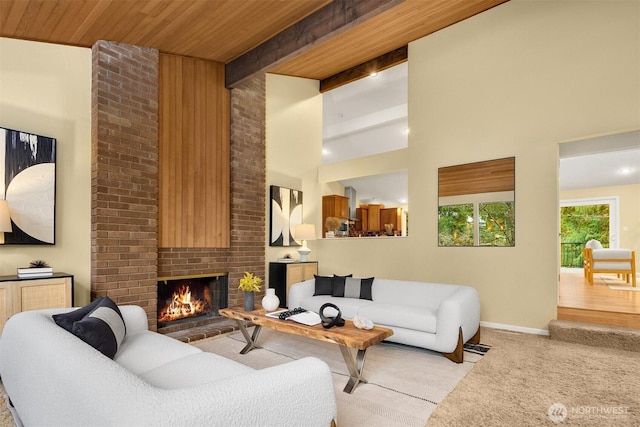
[261,288,280,312]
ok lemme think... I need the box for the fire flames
[158,285,207,323]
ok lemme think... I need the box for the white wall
[265,74,323,272]
[406,0,638,330]
[267,0,639,330]
[0,38,92,305]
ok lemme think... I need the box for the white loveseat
[0,305,336,427]
[288,278,480,363]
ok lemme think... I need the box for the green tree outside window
[479,201,515,246]
[438,204,474,246]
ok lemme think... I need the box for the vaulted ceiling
[0,0,506,86]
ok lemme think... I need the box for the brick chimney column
[91,41,159,329]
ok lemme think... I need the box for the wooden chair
[583,247,636,287]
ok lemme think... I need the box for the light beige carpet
[0,384,13,427]
[427,327,640,426]
[193,329,485,427]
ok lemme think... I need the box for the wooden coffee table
[220,307,393,393]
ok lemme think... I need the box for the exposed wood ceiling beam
[225,0,405,88]
[320,46,408,93]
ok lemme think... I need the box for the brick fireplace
[91,40,266,331]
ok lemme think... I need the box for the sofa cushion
[139,352,254,389]
[53,297,126,359]
[333,277,374,300]
[313,275,334,296]
[358,303,438,334]
[299,295,373,319]
[371,279,460,307]
[115,330,202,375]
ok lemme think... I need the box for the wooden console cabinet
[268,262,318,308]
[0,272,74,334]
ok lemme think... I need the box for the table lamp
[294,224,316,262]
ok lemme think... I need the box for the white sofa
[288,278,480,363]
[0,305,336,427]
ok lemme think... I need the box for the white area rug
[193,329,484,427]
[603,275,639,291]
[607,285,640,292]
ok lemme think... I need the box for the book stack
[17,267,53,278]
[277,258,295,263]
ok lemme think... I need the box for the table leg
[339,345,368,393]
[234,320,262,354]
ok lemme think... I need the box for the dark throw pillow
[313,275,334,296]
[53,297,126,359]
[332,274,353,297]
[342,277,374,300]
[53,297,103,331]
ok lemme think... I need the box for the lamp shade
[0,200,11,232]
[294,223,316,241]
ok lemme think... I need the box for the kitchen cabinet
[381,207,402,235]
[355,207,368,232]
[322,195,349,234]
[367,204,383,232]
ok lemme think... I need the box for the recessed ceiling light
[617,167,635,175]
[369,72,378,78]
[322,148,330,156]
[404,128,410,136]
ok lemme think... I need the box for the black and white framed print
[270,185,303,247]
[1,127,56,245]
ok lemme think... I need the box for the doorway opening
[557,130,639,328]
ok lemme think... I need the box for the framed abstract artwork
[1,127,56,245]
[270,185,303,247]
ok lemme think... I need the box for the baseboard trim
[480,321,549,336]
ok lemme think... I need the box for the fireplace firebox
[157,274,228,328]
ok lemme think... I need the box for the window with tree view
[438,157,515,247]
[438,201,515,247]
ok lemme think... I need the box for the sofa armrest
[435,286,480,350]
[288,279,316,309]
[119,305,150,334]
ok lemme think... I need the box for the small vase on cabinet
[261,288,280,312]
[244,292,255,311]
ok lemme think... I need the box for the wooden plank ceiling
[0,0,507,84]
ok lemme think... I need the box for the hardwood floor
[558,270,640,329]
